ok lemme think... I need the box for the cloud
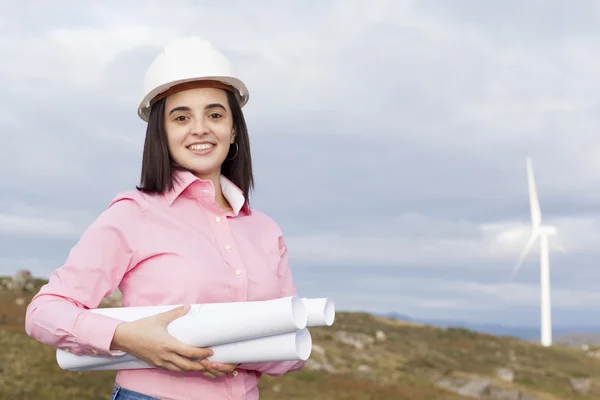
[2,1,600,326]
[0,213,80,239]
[285,212,594,268]
[321,273,600,324]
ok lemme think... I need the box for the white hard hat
[137,36,249,122]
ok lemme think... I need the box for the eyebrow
[168,103,227,115]
[206,103,226,111]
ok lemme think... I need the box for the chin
[181,163,221,178]
[174,154,220,172]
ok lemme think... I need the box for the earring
[227,142,239,160]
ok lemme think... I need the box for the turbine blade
[526,157,542,229]
[509,231,539,281]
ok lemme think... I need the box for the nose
[190,116,209,135]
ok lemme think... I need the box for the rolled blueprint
[89,297,334,327]
[166,297,308,347]
[63,329,312,371]
[196,298,335,327]
[301,298,335,326]
[57,296,309,371]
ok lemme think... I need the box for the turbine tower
[508,157,557,347]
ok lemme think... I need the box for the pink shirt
[25,169,306,400]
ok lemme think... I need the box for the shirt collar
[164,169,249,216]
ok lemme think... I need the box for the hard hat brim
[137,76,249,122]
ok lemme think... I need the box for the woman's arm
[25,194,145,357]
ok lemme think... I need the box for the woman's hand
[110,304,220,376]
[198,359,240,378]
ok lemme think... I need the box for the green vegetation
[2,276,600,399]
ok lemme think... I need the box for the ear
[230,129,236,144]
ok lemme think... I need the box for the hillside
[381,312,600,344]
[2,272,600,399]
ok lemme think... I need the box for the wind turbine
[508,156,557,347]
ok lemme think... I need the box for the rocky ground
[2,270,600,399]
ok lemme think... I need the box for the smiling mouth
[187,143,215,151]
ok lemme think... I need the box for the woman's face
[163,87,235,181]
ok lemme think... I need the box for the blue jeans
[111,385,160,400]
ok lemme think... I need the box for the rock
[519,393,540,400]
[15,298,25,306]
[488,387,540,400]
[436,377,462,389]
[357,364,370,372]
[375,330,386,341]
[352,352,375,362]
[569,377,591,395]
[457,378,492,398]
[435,377,538,400]
[587,350,600,359]
[13,269,32,284]
[306,359,336,373]
[7,269,34,292]
[581,344,590,351]
[488,387,521,400]
[312,344,326,357]
[333,331,374,350]
[272,384,281,393]
[496,368,514,383]
[436,377,472,395]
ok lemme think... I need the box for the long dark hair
[136,90,254,204]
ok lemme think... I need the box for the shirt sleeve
[237,235,307,376]
[24,194,145,357]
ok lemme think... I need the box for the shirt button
[225,244,231,250]
[235,269,242,276]
[215,216,221,223]
[232,370,238,377]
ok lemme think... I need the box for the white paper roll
[89,297,333,328]
[301,298,335,326]
[69,329,312,371]
[57,296,307,371]
[165,297,307,347]
[211,328,312,364]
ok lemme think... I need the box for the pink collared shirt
[25,169,306,400]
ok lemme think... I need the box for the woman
[25,36,306,400]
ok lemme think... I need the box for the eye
[174,115,188,122]
[208,113,222,119]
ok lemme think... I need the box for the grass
[2,277,600,399]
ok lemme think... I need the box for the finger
[200,359,226,377]
[158,304,191,323]
[206,361,237,373]
[165,353,211,373]
[170,342,214,360]
[201,371,218,378]
[161,360,205,374]
[203,366,224,377]
[157,356,218,378]
[154,359,186,372]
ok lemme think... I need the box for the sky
[3,0,600,329]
